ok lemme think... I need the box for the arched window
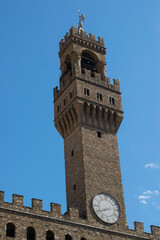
[81,238,86,240]
[46,230,54,240]
[6,222,15,237]
[65,234,72,240]
[27,227,35,240]
[81,51,97,74]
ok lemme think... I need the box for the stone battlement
[59,26,106,54]
[0,191,80,221]
[54,66,120,102]
[0,191,160,238]
[0,191,62,218]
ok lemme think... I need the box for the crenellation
[54,67,120,103]
[59,38,64,49]
[79,68,120,92]
[32,198,43,211]
[50,202,61,215]
[113,78,120,86]
[67,207,79,220]
[0,191,4,203]
[89,33,96,41]
[0,191,159,239]
[69,26,77,36]
[134,221,144,234]
[12,194,23,207]
[0,192,64,218]
[151,225,160,236]
[98,36,104,45]
[59,26,105,53]
[64,32,69,41]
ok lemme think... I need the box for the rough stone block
[64,32,69,41]
[32,198,42,210]
[89,33,95,41]
[151,225,160,235]
[98,37,104,45]
[70,26,77,36]
[50,202,61,215]
[113,78,120,86]
[68,207,79,219]
[0,191,4,203]
[12,194,23,207]
[134,222,144,233]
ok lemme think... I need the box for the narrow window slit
[97,131,102,138]
[71,149,74,156]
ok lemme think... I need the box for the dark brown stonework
[0,26,159,240]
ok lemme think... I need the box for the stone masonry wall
[0,192,160,239]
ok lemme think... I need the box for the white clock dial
[92,193,120,224]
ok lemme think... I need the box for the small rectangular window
[97,131,102,138]
[70,90,74,98]
[97,92,103,101]
[84,88,90,96]
[71,149,74,156]
[57,105,60,112]
[109,97,115,105]
[73,184,76,190]
[63,98,67,106]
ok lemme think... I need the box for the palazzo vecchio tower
[54,23,125,226]
[0,17,160,240]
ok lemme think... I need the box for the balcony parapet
[54,66,120,102]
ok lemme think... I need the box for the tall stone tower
[54,26,126,229]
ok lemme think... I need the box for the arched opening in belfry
[6,222,15,237]
[81,50,98,76]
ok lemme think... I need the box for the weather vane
[78,10,85,32]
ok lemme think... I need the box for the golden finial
[78,10,85,32]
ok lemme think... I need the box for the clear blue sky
[0,0,160,233]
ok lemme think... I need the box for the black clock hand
[101,207,111,211]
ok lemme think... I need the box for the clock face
[92,193,120,224]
